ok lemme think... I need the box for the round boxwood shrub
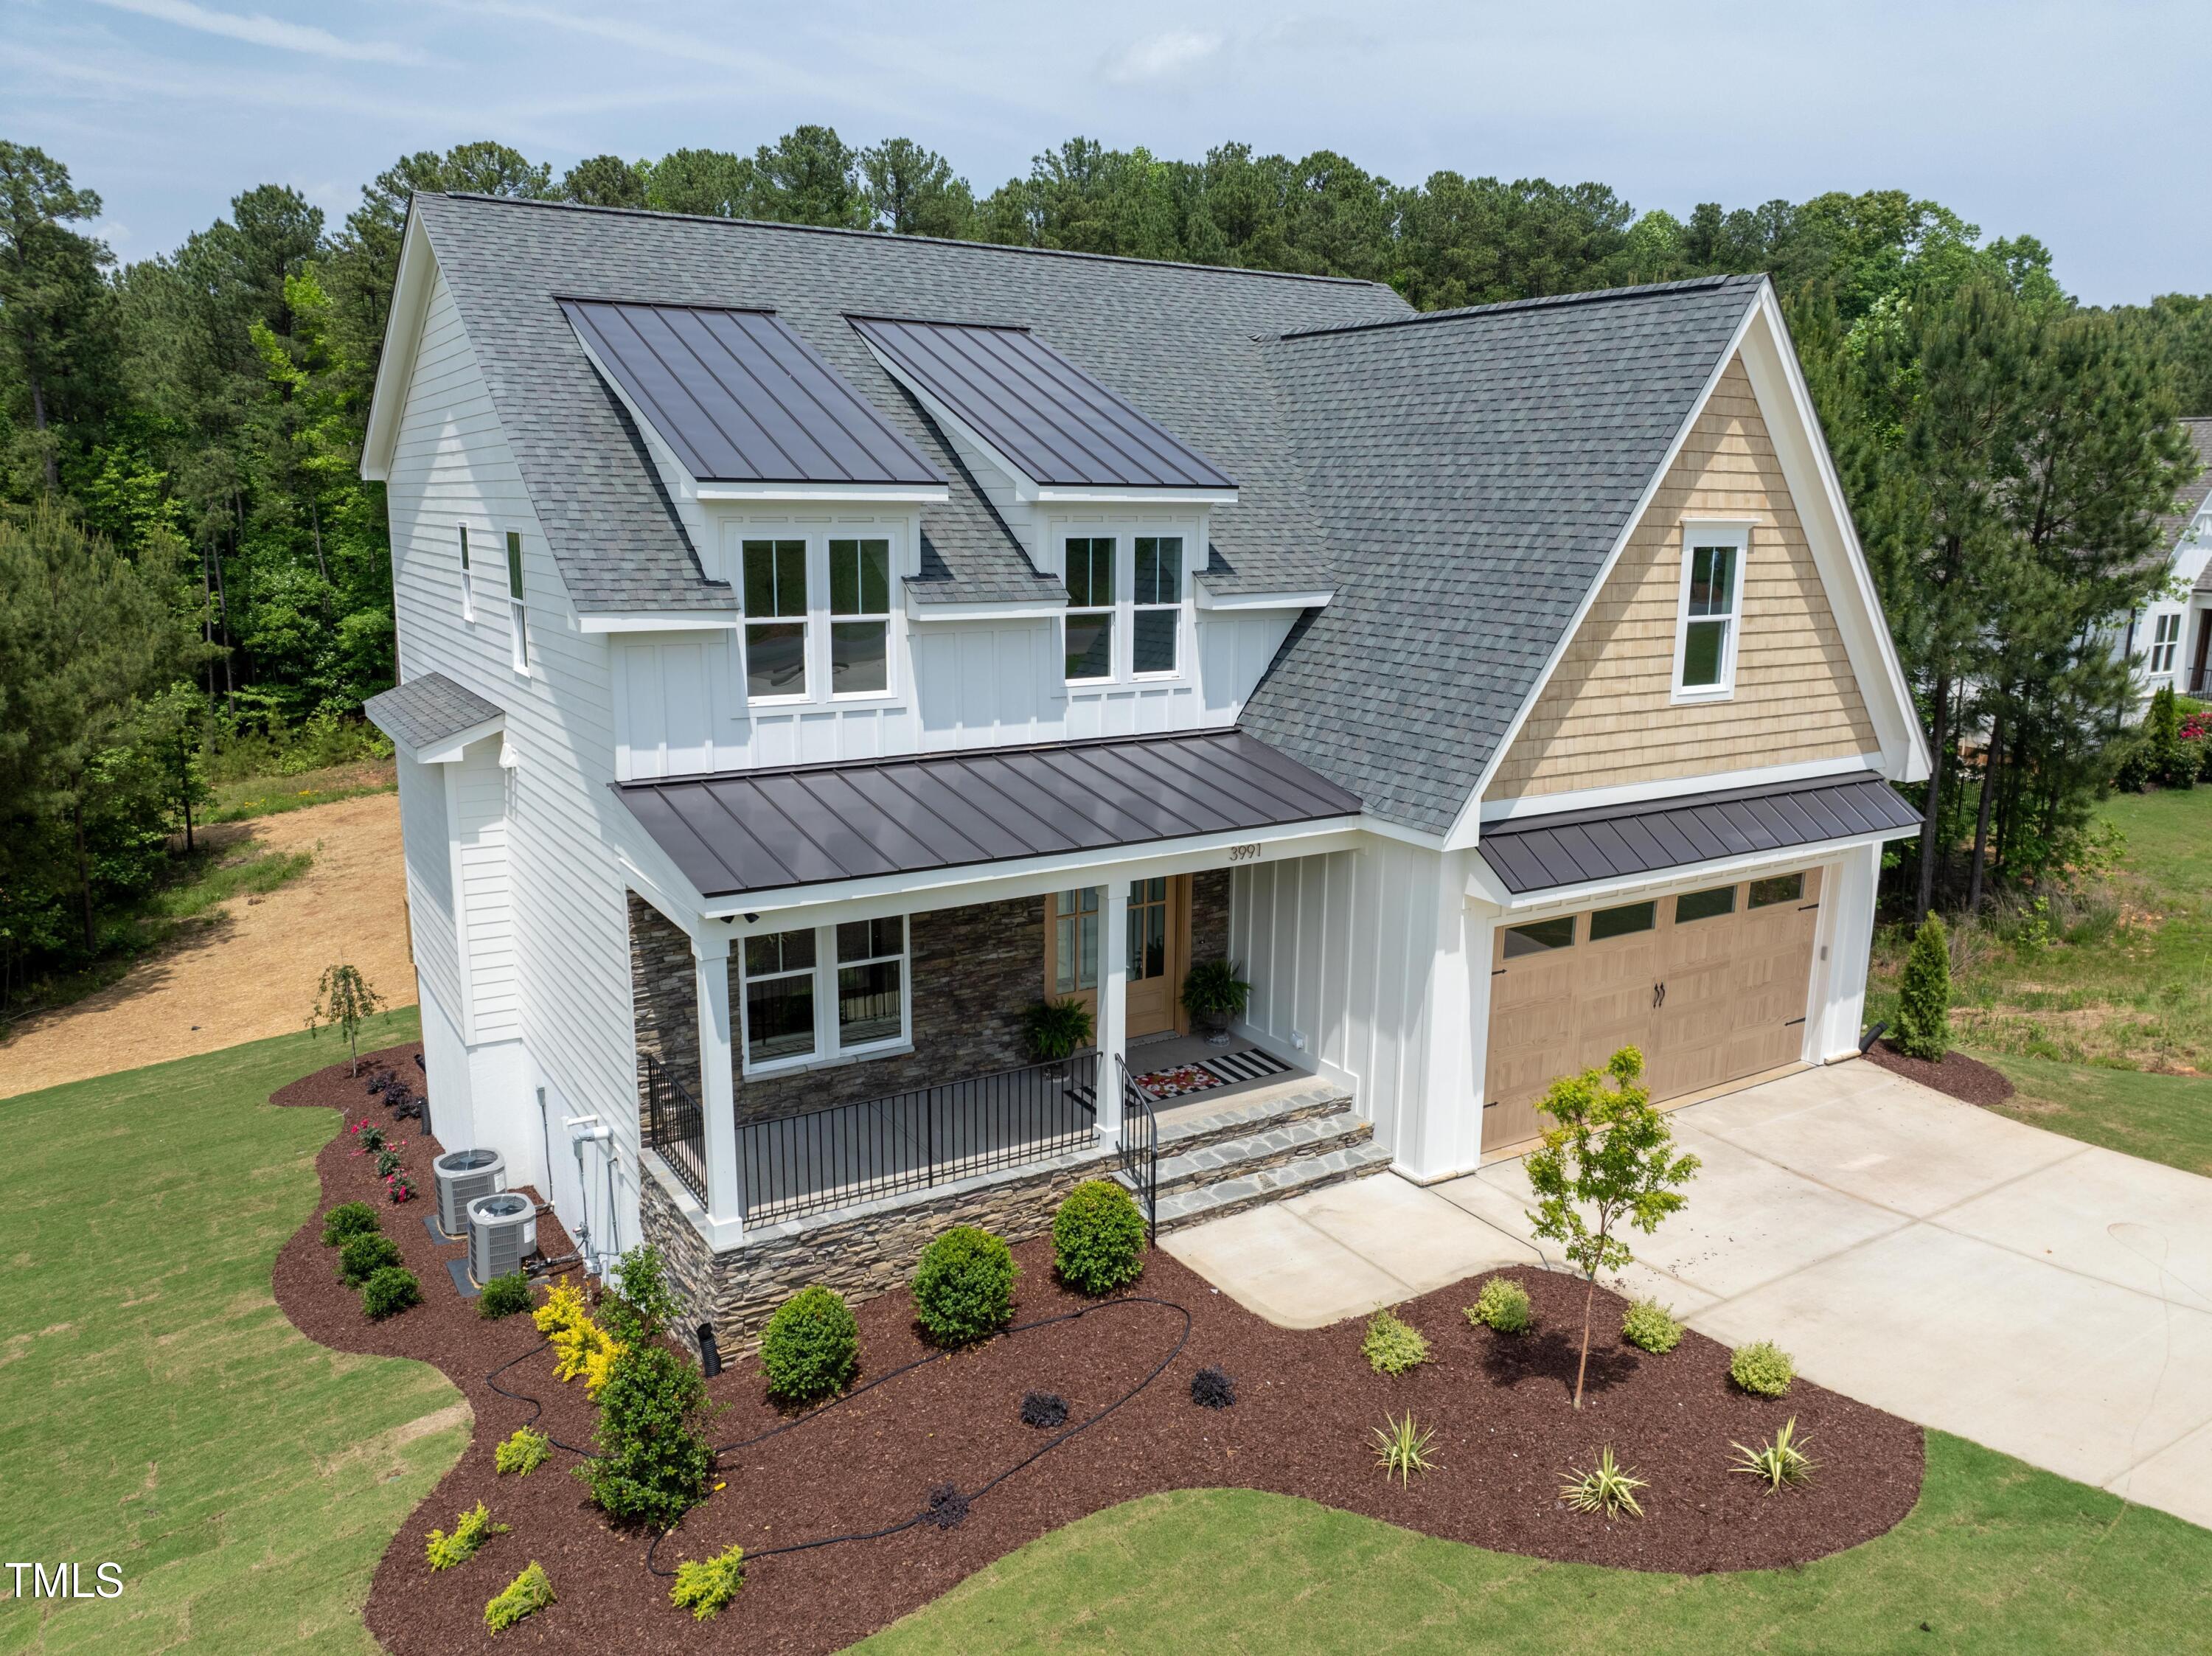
[1466,1276,1532,1335]
[478,1270,535,1321]
[321,1201,380,1246]
[1621,1297,1683,1354]
[1731,1339,1796,1397]
[759,1286,858,1404]
[911,1225,1018,1346]
[1051,1179,1146,1295]
[361,1264,423,1321]
[338,1230,405,1287]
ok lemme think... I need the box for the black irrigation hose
[483,1338,599,1456]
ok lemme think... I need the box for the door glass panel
[1051,888,1099,993]
[1675,885,1737,924]
[1127,878,1169,980]
[1588,900,1655,941]
[1503,916,1574,958]
[1748,872,1805,908]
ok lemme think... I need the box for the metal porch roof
[1478,771,1922,897]
[616,730,1360,900]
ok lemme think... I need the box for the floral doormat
[1131,1062,1225,1099]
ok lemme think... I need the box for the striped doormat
[1198,1047,1294,1086]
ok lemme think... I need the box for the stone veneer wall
[641,1141,1114,1354]
[1190,869,1231,970]
[628,894,701,1103]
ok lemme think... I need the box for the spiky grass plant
[1731,1417,1818,1493]
[1371,1411,1439,1487]
[1559,1446,1647,1518]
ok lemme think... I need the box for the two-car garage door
[1482,867,1822,1152]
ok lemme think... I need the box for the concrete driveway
[1164,1059,2212,1531]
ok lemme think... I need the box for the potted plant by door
[1180,960,1252,1045]
[1023,996,1095,1075]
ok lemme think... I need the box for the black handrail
[641,1052,709,1208]
[738,1050,1100,1224]
[1116,1055,1160,1245]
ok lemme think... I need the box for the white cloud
[1100,29,1224,86]
[82,0,428,66]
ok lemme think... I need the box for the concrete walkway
[1164,1059,2212,1531]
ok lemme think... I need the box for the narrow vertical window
[1051,888,1100,992]
[1063,537,1115,682]
[828,536,891,695]
[457,523,473,622]
[742,928,818,1063]
[743,538,808,699]
[834,916,905,1047]
[1132,535,1181,675]
[505,531,528,670]
[2150,612,2180,675]
[1676,529,1742,696]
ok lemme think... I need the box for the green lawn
[0,1009,458,1655]
[863,1435,2207,1655]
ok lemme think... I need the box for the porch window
[1063,537,1115,682]
[1675,526,1744,698]
[829,537,891,695]
[1051,888,1100,992]
[835,916,905,1046]
[742,928,817,1063]
[743,538,809,699]
[506,531,529,671]
[1133,537,1182,675]
[740,916,911,1071]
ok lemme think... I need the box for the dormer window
[829,537,891,695]
[1674,524,1745,700]
[737,526,905,706]
[1064,537,1116,683]
[1061,532,1186,685]
[743,538,809,699]
[1133,536,1183,675]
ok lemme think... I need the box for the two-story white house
[2122,416,2212,700]
[361,194,1927,1346]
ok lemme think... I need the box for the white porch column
[692,930,744,1241]
[1097,881,1130,1143]
[1399,847,1481,1183]
[1815,842,1882,1062]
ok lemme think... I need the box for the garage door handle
[1652,981,1666,1008]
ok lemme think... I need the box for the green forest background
[2,128,2206,1010]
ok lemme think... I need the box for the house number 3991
[1228,843,1263,862]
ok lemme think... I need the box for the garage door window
[1676,885,1737,923]
[1748,872,1804,908]
[1503,916,1575,958]
[1588,900,1655,941]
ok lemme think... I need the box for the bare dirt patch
[0,791,414,1097]
[274,1048,1925,1656]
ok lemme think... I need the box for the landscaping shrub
[385,1172,417,1205]
[338,1231,403,1286]
[1020,1390,1068,1429]
[320,1201,380,1246]
[1621,1297,1684,1354]
[1361,1308,1430,1375]
[600,1243,681,1346]
[538,1279,621,1390]
[911,1225,1018,1346]
[495,1427,550,1477]
[1732,1417,1818,1492]
[1892,914,1952,1061]
[758,1285,858,1404]
[478,1270,535,1321]
[425,1501,507,1570]
[483,1562,554,1633]
[669,1542,746,1621]
[1051,1178,1146,1295]
[1190,1365,1236,1409]
[349,1118,387,1155]
[375,1146,404,1179]
[1560,1446,1646,1518]
[361,1264,422,1320]
[2146,683,2198,790]
[1466,1276,1532,1335]
[575,1343,712,1528]
[1730,1339,1796,1397]
[1370,1411,1437,1486]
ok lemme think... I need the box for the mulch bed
[1862,1039,2016,1107]
[274,1043,1923,1656]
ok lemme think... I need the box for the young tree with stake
[308,964,386,1076]
[1524,1047,1700,1410]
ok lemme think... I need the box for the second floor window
[505,531,528,671]
[1064,537,1114,682]
[1676,529,1742,697]
[744,538,808,699]
[457,523,473,622]
[829,537,891,695]
[2150,612,2180,675]
[1133,536,1182,674]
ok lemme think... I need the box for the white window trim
[457,522,474,625]
[1060,529,1192,688]
[2149,611,2180,676]
[737,918,913,1078]
[1130,534,1187,682]
[737,525,908,709]
[1672,521,1748,704]
[826,533,898,704]
[504,529,529,675]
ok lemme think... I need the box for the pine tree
[1893,915,1953,1061]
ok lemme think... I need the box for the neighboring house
[361,195,1928,1344]
[2121,416,2212,700]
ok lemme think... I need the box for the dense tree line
[0,126,2202,1001]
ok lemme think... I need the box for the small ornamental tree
[1892,914,1952,1061]
[1523,1046,1700,1410]
[309,964,388,1076]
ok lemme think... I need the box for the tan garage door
[1482,867,1821,1152]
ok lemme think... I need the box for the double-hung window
[828,537,891,696]
[743,538,808,700]
[1064,537,1115,682]
[739,916,909,1071]
[1133,536,1182,675]
[505,531,528,671]
[2150,612,2180,675]
[1675,526,1744,698]
[457,523,474,623]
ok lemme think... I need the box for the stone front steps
[1115,1077,1392,1233]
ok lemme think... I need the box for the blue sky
[3,0,2202,306]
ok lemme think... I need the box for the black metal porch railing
[1116,1055,1160,1245]
[738,1051,1100,1225]
[641,1052,709,1208]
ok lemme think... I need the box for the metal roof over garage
[1478,772,1922,897]
[616,730,1360,900]
[849,315,1237,490]
[561,299,947,486]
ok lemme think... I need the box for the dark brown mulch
[1863,1039,2017,1107]
[273,1046,1923,1656]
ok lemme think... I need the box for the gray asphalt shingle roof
[364,672,502,754]
[2160,416,2212,550]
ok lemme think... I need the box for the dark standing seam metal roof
[561,300,947,487]
[363,672,502,753]
[848,316,1236,490]
[1477,772,1923,896]
[613,730,1362,900]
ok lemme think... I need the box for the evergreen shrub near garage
[478,1270,535,1320]
[1051,1179,1147,1294]
[912,1225,1019,1346]
[759,1285,859,1403]
[1892,914,1952,1060]
[337,1230,404,1287]
[361,1264,423,1320]
[320,1201,380,1246]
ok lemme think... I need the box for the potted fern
[1023,996,1095,1067]
[1181,959,1251,1043]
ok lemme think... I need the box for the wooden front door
[1044,878,1190,1040]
